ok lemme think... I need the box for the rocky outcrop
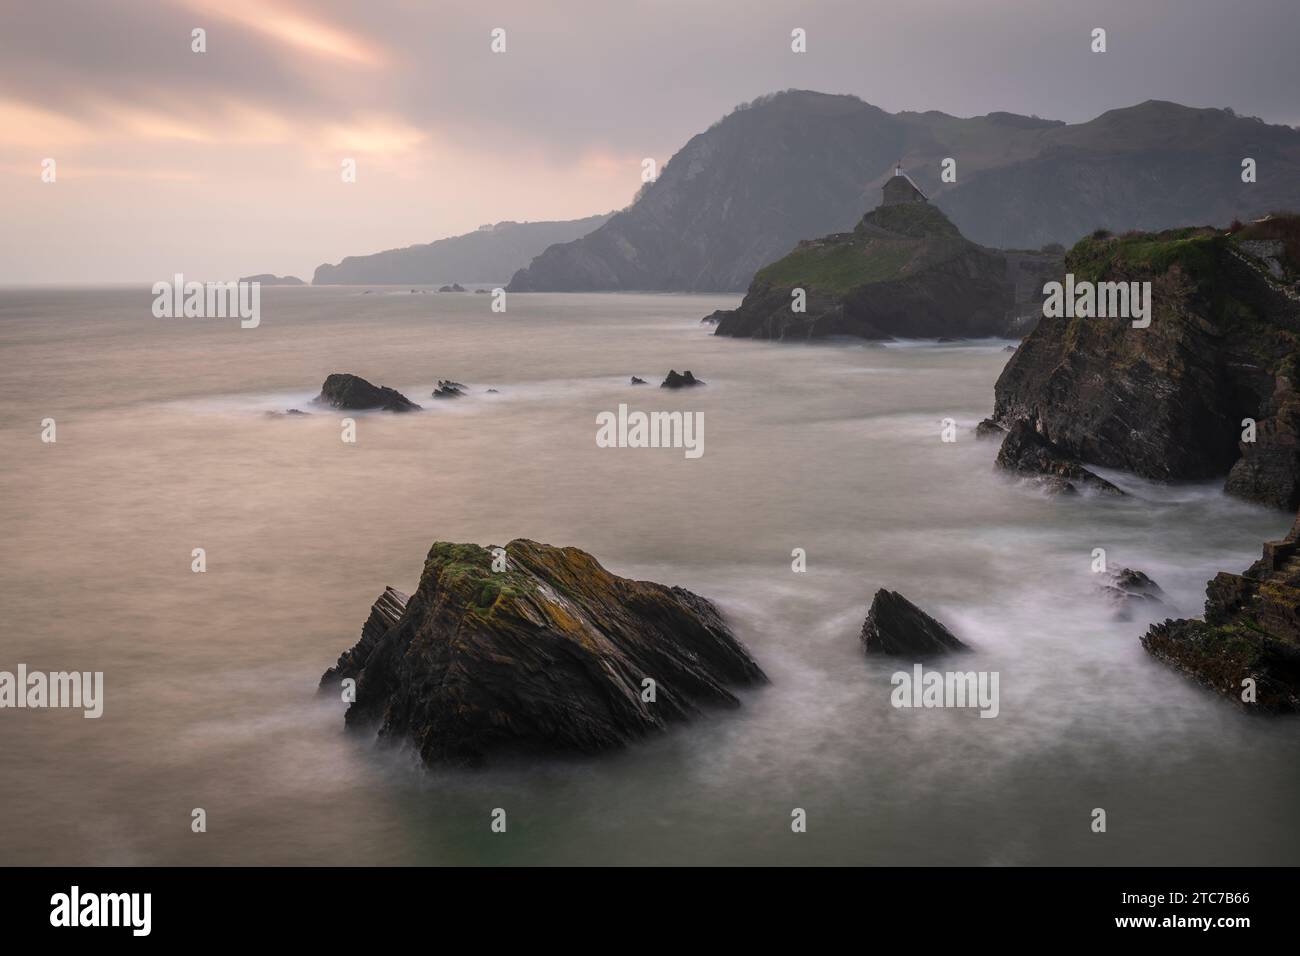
[989,221,1300,508]
[860,589,969,656]
[320,539,767,766]
[437,283,467,293]
[994,420,1123,495]
[711,202,1057,340]
[661,370,705,388]
[1142,512,1300,713]
[315,373,421,413]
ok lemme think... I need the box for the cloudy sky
[3,0,1297,283]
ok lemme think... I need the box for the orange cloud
[175,0,386,67]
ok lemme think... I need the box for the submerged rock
[860,589,969,656]
[975,418,1005,440]
[1098,567,1166,620]
[661,369,705,388]
[630,376,647,385]
[316,373,421,412]
[321,539,767,766]
[432,379,466,399]
[438,283,467,292]
[995,420,1124,495]
[1142,511,1300,713]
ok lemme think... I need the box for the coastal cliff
[989,216,1300,508]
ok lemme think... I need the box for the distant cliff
[312,214,612,285]
[506,91,1300,293]
[989,215,1300,509]
[710,201,1058,339]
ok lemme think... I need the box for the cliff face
[320,539,766,767]
[711,202,1056,340]
[312,214,612,285]
[1143,512,1300,712]
[506,93,1300,293]
[990,220,1300,508]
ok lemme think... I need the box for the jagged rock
[661,370,705,388]
[321,539,767,766]
[437,283,467,292]
[1098,567,1166,620]
[315,373,421,412]
[320,587,409,688]
[860,589,969,656]
[975,418,1005,440]
[995,420,1124,495]
[432,380,466,399]
[990,222,1300,509]
[1142,512,1300,712]
[630,376,647,385]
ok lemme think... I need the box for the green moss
[419,541,537,615]
[754,241,915,293]
[1067,229,1222,285]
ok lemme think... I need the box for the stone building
[881,165,927,206]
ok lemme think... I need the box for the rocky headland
[320,539,767,766]
[710,201,1058,340]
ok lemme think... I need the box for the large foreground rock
[989,220,1300,508]
[320,539,767,766]
[1142,511,1300,712]
[315,373,421,412]
[860,589,969,656]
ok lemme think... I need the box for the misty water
[1,287,1296,866]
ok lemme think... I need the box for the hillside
[312,213,612,285]
[506,92,1300,293]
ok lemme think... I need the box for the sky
[2,0,1298,284]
